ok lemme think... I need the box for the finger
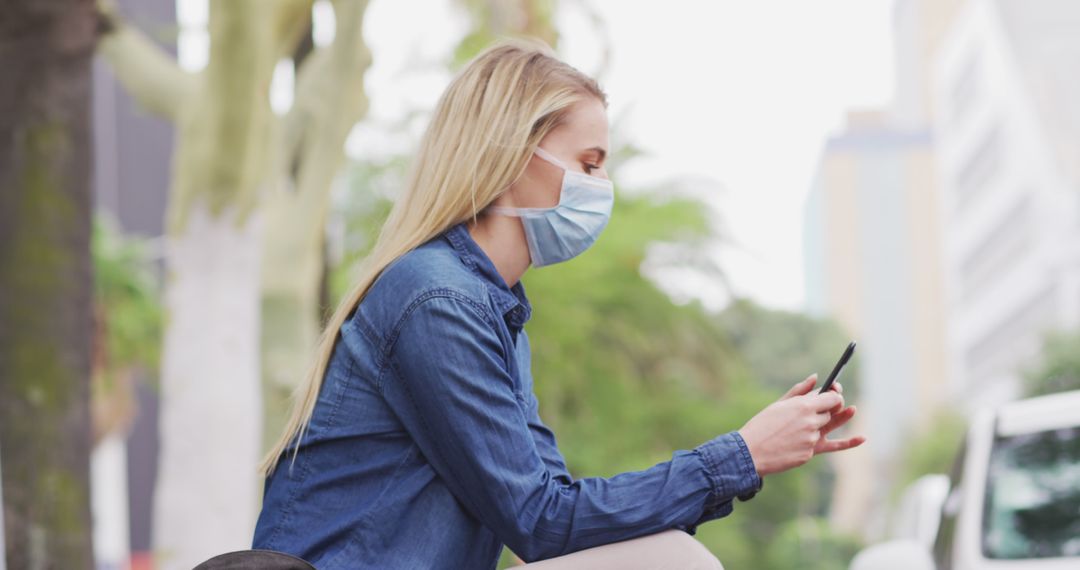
[821,406,856,436]
[808,391,843,412]
[781,374,817,400]
[821,405,856,433]
[812,410,832,429]
[827,382,843,413]
[814,435,866,454]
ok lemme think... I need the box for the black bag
[192,549,317,569]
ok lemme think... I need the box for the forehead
[549,97,609,150]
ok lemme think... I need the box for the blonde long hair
[258,37,609,478]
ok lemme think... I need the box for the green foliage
[716,298,858,401]
[889,409,966,504]
[450,0,560,69]
[326,156,402,308]
[763,517,864,570]
[1022,329,1080,397]
[520,189,743,475]
[91,212,164,390]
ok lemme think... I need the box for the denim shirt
[252,221,762,569]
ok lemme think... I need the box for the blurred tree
[695,303,862,569]
[96,1,372,566]
[522,191,742,474]
[716,298,858,401]
[0,0,100,567]
[764,516,863,570]
[889,409,965,503]
[1022,329,1080,397]
[453,0,559,67]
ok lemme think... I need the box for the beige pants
[517,529,724,570]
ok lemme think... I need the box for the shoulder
[350,237,495,341]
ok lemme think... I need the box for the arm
[514,329,573,486]
[379,292,761,562]
[522,389,574,487]
[516,328,761,532]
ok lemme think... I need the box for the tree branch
[283,0,372,170]
[271,0,316,61]
[95,4,193,121]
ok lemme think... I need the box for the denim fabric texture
[252,221,763,569]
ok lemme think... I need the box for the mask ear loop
[485,182,524,216]
[534,144,611,186]
[485,146,566,215]
[486,204,525,216]
[532,145,569,170]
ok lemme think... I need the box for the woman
[252,38,864,569]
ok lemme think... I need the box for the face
[502,96,610,209]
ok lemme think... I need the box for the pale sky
[180,0,897,312]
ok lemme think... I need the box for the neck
[466,212,531,288]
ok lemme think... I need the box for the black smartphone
[819,341,856,394]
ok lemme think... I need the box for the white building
[803,0,963,538]
[932,0,1080,411]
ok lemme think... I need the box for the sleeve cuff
[732,431,764,502]
[674,432,764,535]
[694,431,763,507]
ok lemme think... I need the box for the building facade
[932,0,1080,410]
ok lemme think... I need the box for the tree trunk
[147,6,286,563]
[96,1,381,566]
[0,0,99,568]
[152,203,264,569]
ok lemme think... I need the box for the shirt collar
[442,221,532,329]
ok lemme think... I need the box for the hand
[814,403,863,454]
[780,373,843,412]
[738,376,865,477]
[780,373,864,453]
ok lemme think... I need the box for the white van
[851,390,1080,570]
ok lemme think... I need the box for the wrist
[732,430,765,501]
[736,429,765,477]
[695,432,763,503]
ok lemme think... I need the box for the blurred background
[1,0,1078,569]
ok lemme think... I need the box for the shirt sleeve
[379,292,761,562]
[522,389,574,487]
[671,431,765,535]
[516,331,574,487]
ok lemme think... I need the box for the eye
[583,163,600,174]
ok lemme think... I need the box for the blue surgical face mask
[487,146,615,267]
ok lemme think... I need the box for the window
[964,284,1057,387]
[953,124,1002,212]
[960,194,1031,301]
[949,53,981,125]
[981,426,1080,558]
